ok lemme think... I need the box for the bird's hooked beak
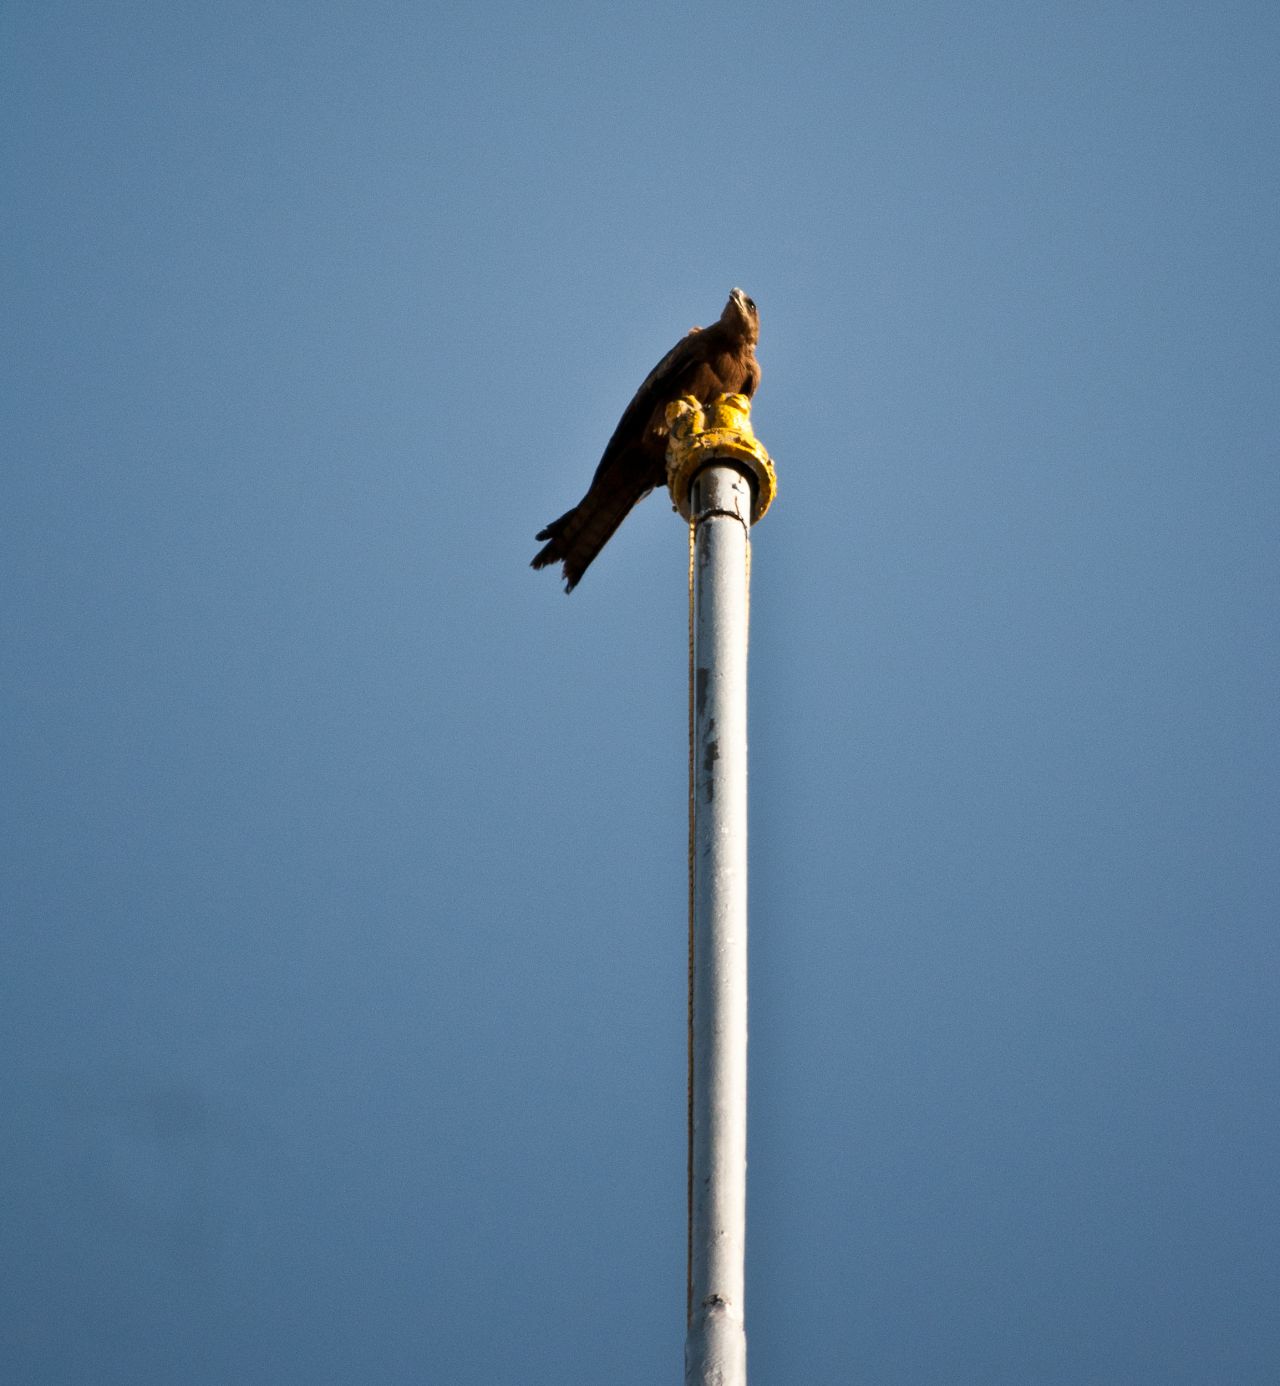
[725,287,758,340]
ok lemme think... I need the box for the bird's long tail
[531,465,657,592]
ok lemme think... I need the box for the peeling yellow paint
[664,393,777,524]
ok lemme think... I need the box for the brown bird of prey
[532,288,761,592]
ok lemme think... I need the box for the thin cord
[686,512,696,1324]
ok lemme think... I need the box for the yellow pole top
[665,393,777,525]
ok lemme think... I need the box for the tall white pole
[685,462,753,1386]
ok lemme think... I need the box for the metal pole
[685,461,752,1386]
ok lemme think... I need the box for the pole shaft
[685,463,752,1386]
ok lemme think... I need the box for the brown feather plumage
[532,289,761,592]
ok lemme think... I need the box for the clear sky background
[4,3,1278,1383]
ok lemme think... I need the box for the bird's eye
[746,297,756,310]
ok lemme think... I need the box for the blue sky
[4,3,1278,1382]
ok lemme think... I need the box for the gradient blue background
[4,3,1278,1382]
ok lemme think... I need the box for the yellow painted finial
[665,393,777,524]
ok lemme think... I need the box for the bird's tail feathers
[530,509,575,574]
[530,472,654,592]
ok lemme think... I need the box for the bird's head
[722,287,759,343]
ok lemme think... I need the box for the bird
[532,288,761,592]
